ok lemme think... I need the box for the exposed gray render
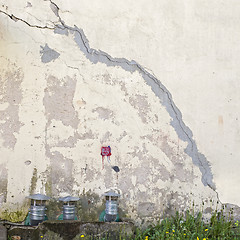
[40,44,60,63]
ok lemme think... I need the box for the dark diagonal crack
[0,9,55,29]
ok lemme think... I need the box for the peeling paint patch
[100,131,112,144]
[44,75,79,128]
[47,120,78,147]
[160,136,194,182]
[152,164,171,182]
[79,130,95,140]
[56,132,80,148]
[143,132,195,183]
[49,151,73,196]
[40,44,60,63]
[0,63,23,149]
[129,94,150,123]
[117,131,127,142]
[93,107,114,120]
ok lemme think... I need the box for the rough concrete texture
[7,221,134,240]
[0,225,7,240]
[0,0,239,224]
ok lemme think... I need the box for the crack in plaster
[0,9,55,30]
[0,2,218,195]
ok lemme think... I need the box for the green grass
[133,209,240,240]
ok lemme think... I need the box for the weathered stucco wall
[0,0,239,224]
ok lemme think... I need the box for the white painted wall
[0,0,239,223]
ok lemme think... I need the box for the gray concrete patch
[40,44,60,63]
[93,107,114,120]
[7,221,135,240]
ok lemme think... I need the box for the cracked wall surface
[0,0,239,223]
